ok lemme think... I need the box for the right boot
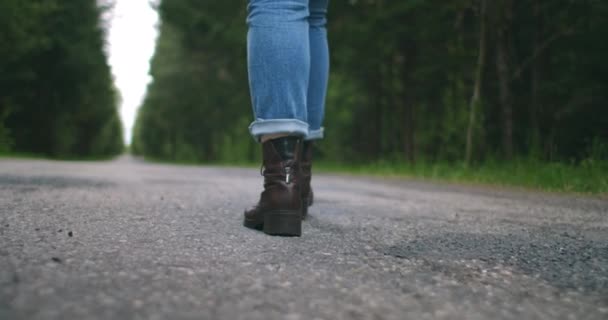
[301,141,314,219]
[244,136,303,236]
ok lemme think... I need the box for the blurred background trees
[1,0,606,165]
[132,0,608,165]
[0,0,123,157]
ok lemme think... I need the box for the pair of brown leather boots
[243,136,314,237]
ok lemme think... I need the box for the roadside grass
[315,159,608,195]
[140,155,258,168]
[0,151,45,159]
[3,151,606,195]
[165,156,608,195]
[0,151,120,162]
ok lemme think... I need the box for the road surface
[1,156,607,319]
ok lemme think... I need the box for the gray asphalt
[1,156,607,320]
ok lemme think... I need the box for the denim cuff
[249,119,309,141]
[305,127,324,140]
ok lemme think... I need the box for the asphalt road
[1,156,607,320]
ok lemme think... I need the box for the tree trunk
[465,0,487,165]
[403,101,415,164]
[495,0,514,159]
[400,39,417,164]
[529,0,541,156]
[373,76,383,158]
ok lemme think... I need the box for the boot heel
[263,211,302,237]
[301,204,308,220]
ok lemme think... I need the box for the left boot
[244,136,303,236]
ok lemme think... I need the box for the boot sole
[243,218,263,231]
[301,198,313,220]
[263,210,302,237]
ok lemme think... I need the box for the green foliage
[0,0,123,158]
[316,158,608,195]
[133,0,252,162]
[0,107,13,153]
[134,0,607,182]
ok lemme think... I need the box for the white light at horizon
[107,1,159,145]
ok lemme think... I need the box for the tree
[466,0,487,165]
[134,0,608,165]
[0,0,123,157]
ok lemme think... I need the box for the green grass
[0,151,45,159]
[0,151,121,162]
[4,150,606,195]
[315,158,608,195]
[138,154,258,168]
[149,155,608,195]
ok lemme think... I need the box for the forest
[132,0,608,168]
[1,0,606,191]
[0,0,123,157]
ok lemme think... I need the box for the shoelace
[260,164,293,183]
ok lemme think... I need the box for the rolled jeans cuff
[249,119,309,141]
[305,127,324,140]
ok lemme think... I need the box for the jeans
[247,0,330,141]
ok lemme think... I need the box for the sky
[106,1,159,144]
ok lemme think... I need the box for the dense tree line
[133,0,608,164]
[132,1,250,161]
[0,0,123,157]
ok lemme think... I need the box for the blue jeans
[247,0,330,141]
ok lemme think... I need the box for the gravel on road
[1,156,607,320]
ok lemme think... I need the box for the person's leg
[300,0,329,218]
[245,0,311,236]
[306,0,330,140]
[247,0,311,140]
